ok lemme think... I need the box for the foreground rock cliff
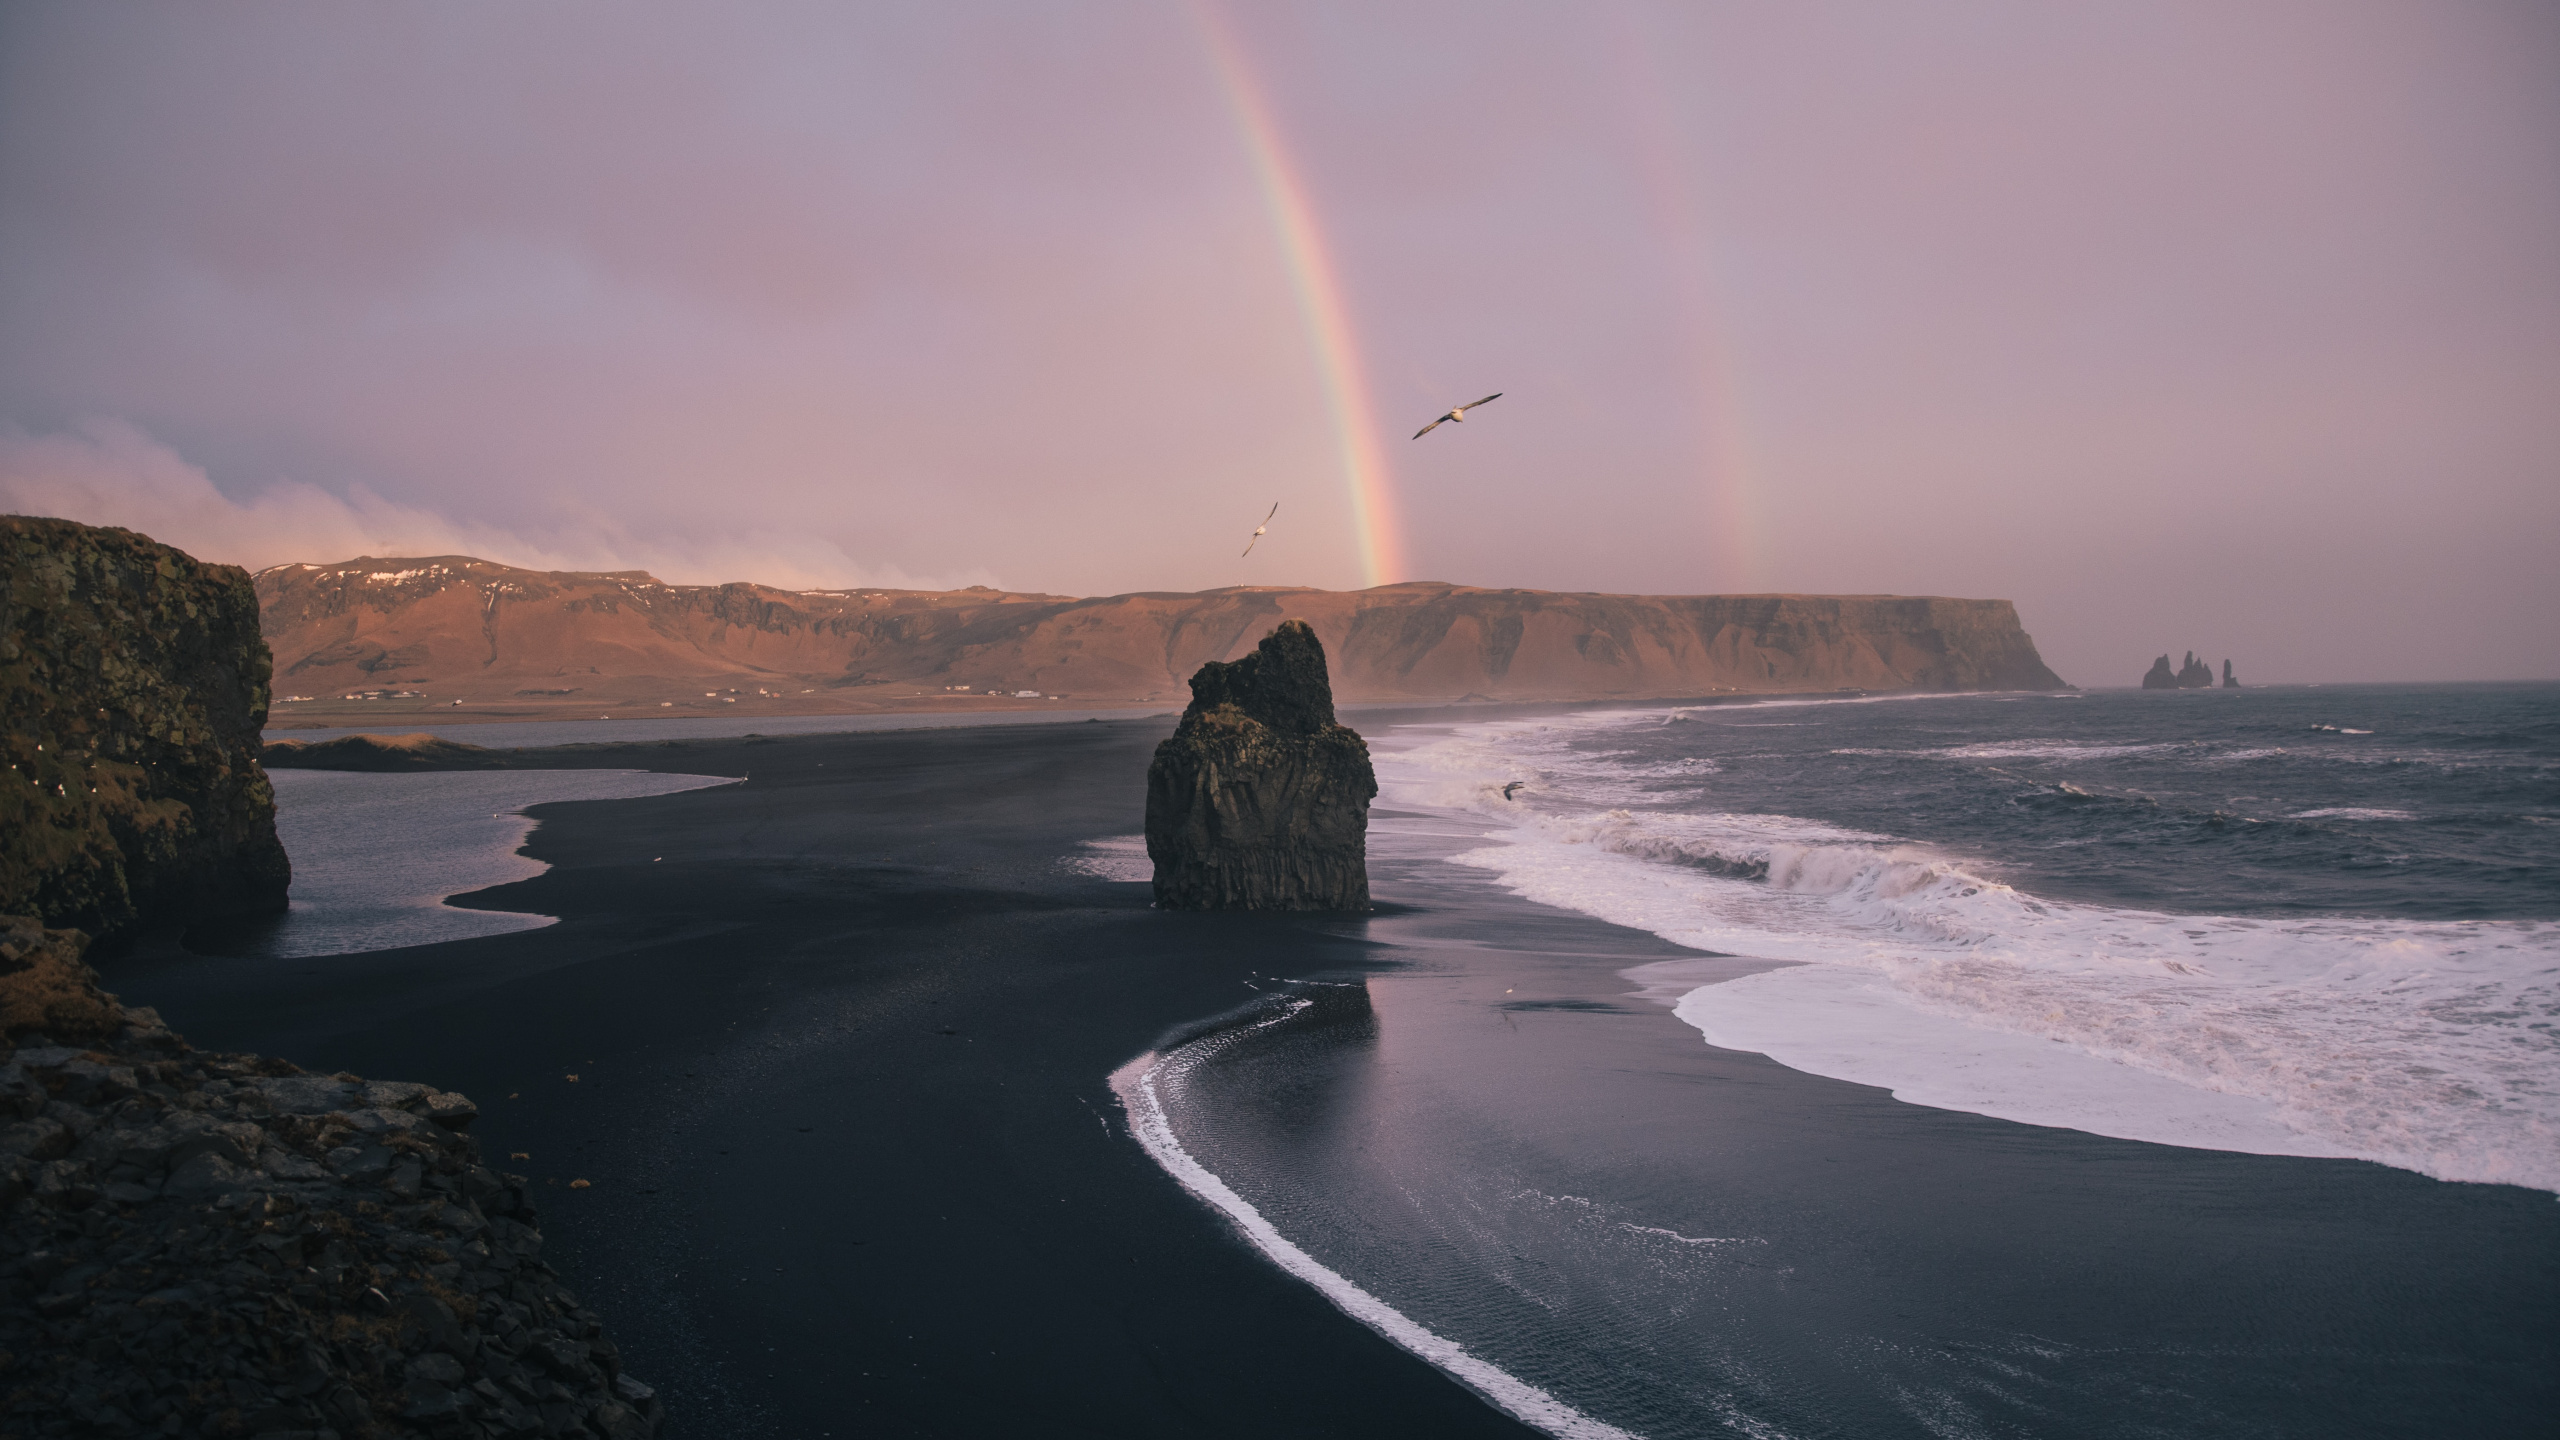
[2,517,290,943]
[1145,621,1376,911]
[255,556,2067,717]
[0,916,661,1439]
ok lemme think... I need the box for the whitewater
[1370,685,2560,1193]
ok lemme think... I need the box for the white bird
[1413,392,1503,439]
[1241,501,1278,556]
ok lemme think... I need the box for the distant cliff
[2,517,291,942]
[255,556,2067,710]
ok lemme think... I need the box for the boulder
[2,516,290,943]
[1144,620,1376,910]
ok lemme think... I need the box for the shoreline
[104,708,2558,1436]
[1146,800,2560,1436]
[110,716,1552,1437]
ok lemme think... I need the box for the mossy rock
[1,516,291,943]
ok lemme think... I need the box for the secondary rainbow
[1610,17,1763,588]
[1189,5,1407,588]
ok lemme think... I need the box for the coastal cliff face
[1145,621,1376,911]
[2,517,290,942]
[256,556,2067,716]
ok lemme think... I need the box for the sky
[2,2,2554,685]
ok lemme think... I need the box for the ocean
[1117,683,2559,1439]
[201,769,737,957]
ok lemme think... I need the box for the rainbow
[1188,5,1407,588]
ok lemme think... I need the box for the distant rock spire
[2222,659,2241,688]
[2141,651,2225,689]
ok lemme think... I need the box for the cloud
[0,419,994,593]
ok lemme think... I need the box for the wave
[1835,741,2185,762]
[1110,1004,1641,1440]
[1372,715,2560,1193]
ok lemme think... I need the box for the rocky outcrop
[0,914,123,1041]
[255,556,2068,717]
[2222,659,2241,689]
[1144,621,1376,911]
[2140,651,2217,690]
[2,517,290,943]
[0,919,662,1439]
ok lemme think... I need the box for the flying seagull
[1241,501,1278,556]
[1414,392,1502,439]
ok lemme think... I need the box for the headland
[255,555,2066,730]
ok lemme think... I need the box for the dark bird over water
[1241,502,1278,556]
[1414,393,1502,439]
[1502,781,1526,800]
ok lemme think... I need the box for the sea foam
[1373,711,2560,1193]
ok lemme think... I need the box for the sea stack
[1,516,291,943]
[2222,659,2241,688]
[2140,651,2218,690]
[1145,620,1377,910]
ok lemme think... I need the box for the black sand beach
[112,717,1544,1438]
[109,715,2560,1438]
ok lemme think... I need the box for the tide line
[1109,1014,1641,1440]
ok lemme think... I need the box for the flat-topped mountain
[255,556,2064,722]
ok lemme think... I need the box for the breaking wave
[1372,706,2560,1193]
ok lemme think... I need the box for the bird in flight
[1241,501,1278,556]
[1414,392,1502,439]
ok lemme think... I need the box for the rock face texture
[0,914,122,1040]
[0,919,662,1439]
[255,555,2067,719]
[1145,621,1377,911]
[2,517,291,943]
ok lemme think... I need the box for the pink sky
[2,1,2553,683]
